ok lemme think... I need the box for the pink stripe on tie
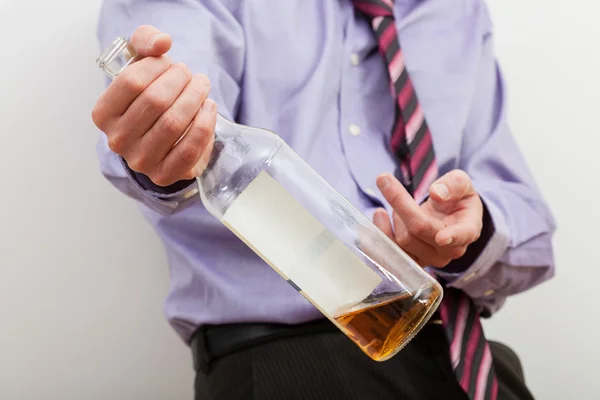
[490,376,498,400]
[459,322,482,390]
[410,129,431,171]
[449,287,469,368]
[372,16,384,30]
[378,22,396,51]
[414,159,438,202]
[398,78,414,109]
[354,2,393,17]
[399,163,411,187]
[388,50,405,84]
[474,346,493,400]
[405,103,424,143]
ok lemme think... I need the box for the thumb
[429,170,475,204]
[130,25,172,58]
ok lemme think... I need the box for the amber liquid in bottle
[334,284,442,361]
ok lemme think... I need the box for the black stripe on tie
[391,102,408,152]
[399,87,418,125]
[454,301,478,380]
[467,328,488,397]
[392,123,410,160]
[443,289,460,346]
[375,15,393,37]
[409,119,428,153]
[383,34,400,65]
[484,364,496,399]
[393,67,409,100]
[411,140,434,189]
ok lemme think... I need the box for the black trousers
[193,321,534,400]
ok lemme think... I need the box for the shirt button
[348,124,361,136]
[365,188,377,197]
[350,53,360,66]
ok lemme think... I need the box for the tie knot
[353,0,394,17]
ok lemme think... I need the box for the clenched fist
[92,25,216,186]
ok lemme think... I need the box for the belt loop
[191,326,211,374]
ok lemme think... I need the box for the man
[92,0,556,399]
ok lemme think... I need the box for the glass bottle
[96,37,443,362]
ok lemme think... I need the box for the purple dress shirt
[95,0,556,343]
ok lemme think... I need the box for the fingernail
[373,210,386,225]
[204,99,216,112]
[433,183,449,200]
[148,33,166,48]
[194,73,211,87]
[377,175,390,190]
[443,237,453,246]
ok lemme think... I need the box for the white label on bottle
[221,171,383,316]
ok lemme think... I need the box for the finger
[137,73,211,167]
[155,99,217,186]
[406,252,424,267]
[429,169,475,203]
[391,213,440,263]
[376,173,444,243]
[130,25,172,58]
[119,63,192,158]
[435,218,481,247]
[95,55,171,122]
[373,208,394,240]
[94,55,171,128]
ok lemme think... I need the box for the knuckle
[145,89,169,113]
[191,114,215,138]
[121,70,146,94]
[127,153,148,173]
[449,247,467,260]
[191,73,211,95]
[160,110,185,135]
[432,257,452,269]
[150,172,173,187]
[172,62,192,80]
[394,230,411,247]
[388,191,402,209]
[197,118,214,135]
[91,105,107,130]
[179,143,201,166]
[408,219,428,236]
[451,170,471,191]
[107,133,126,154]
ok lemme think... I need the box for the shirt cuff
[435,194,510,303]
[119,157,200,209]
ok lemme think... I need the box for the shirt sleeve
[95,0,245,215]
[435,0,557,317]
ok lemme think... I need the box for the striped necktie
[352,1,498,399]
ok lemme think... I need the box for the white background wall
[0,0,597,399]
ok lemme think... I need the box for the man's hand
[92,25,216,186]
[373,170,483,268]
